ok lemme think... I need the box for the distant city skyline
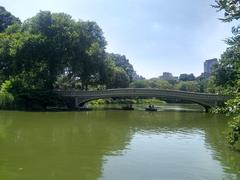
[1,0,237,78]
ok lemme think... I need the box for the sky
[1,0,236,78]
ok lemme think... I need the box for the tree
[197,74,216,93]
[213,0,240,22]
[21,12,107,90]
[0,80,14,108]
[103,56,130,88]
[23,11,76,89]
[130,80,149,88]
[0,32,47,90]
[213,0,240,149]
[179,73,195,81]
[107,53,134,82]
[0,6,20,32]
[149,79,174,89]
[175,81,200,92]
[75,21,107,89]
[212,1,240,91]
[0,8,139,109]
[213,30,240,91]
[111,68,130,88]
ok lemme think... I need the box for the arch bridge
[55,88,230,112]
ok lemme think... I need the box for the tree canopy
[213,0,240,149]
[213,0,240,22]
[0,6,20,32]
[0,9,138,93]
[179,73,195,81]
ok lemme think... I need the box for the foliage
[0,6,20,32]
[54,75,81,90]
[103,54,131,88]
[135,98,165,105]
[107,53,135,82]
[88,99,106,106]
[149,79,174,89]
[0,31,48,89]
[0,8,138,93]
[0,80,14,108]
[213,1,240,149]
[179,73,195,81]
[130,79,174,89]
[130,80,149,88]
[197,75,216,93]
[0,7,141,109]
[213,0,240,22]
[213,46,240,88]
[15,90,65,110]
[228,116,240,148]
[175,81,200,92]
[101,98,164,105]
[130,76,208,93]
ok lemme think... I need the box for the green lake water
[0,104,239,180]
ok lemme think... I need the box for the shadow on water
[0,105,239,180]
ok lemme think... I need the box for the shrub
[0,80,14,108]
[228,116,240,149]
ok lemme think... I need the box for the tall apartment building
[204,58,218,74]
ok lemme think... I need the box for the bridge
[55,88,230,112]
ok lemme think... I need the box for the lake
[0,104,239,180]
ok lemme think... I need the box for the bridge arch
[77,97,212,112]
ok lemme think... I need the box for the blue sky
[1,0,235,78]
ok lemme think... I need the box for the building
[204,58,218,74]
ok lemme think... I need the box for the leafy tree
[0,80,14,108]
[213,0,240,22]
[0,6,20,32]
[0,32,47,90]
[110,68,130,88]
[149,79,174,89]
[212,1,240,93]
[21,12,108,90]
[228,116,240,148]
[197,74,216,93]
[54,75,81,90]
[23,11,76,89]
[107,53,134,82]
[77,21,107,89]
[179,73,195,81]
[175,81,200,92]
[103,56,130,88]
[132,71,145,81]
[130,80,149,88]
[0,8,139,109]
[213,0,240,149]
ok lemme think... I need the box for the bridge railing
[54,88,229,102]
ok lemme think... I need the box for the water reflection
[0,107,239,180]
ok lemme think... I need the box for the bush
[15,90,65,110]
[217,93,240,149]
[88,99,106,106]
[228,116,240,149]
[0,80,14,108]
